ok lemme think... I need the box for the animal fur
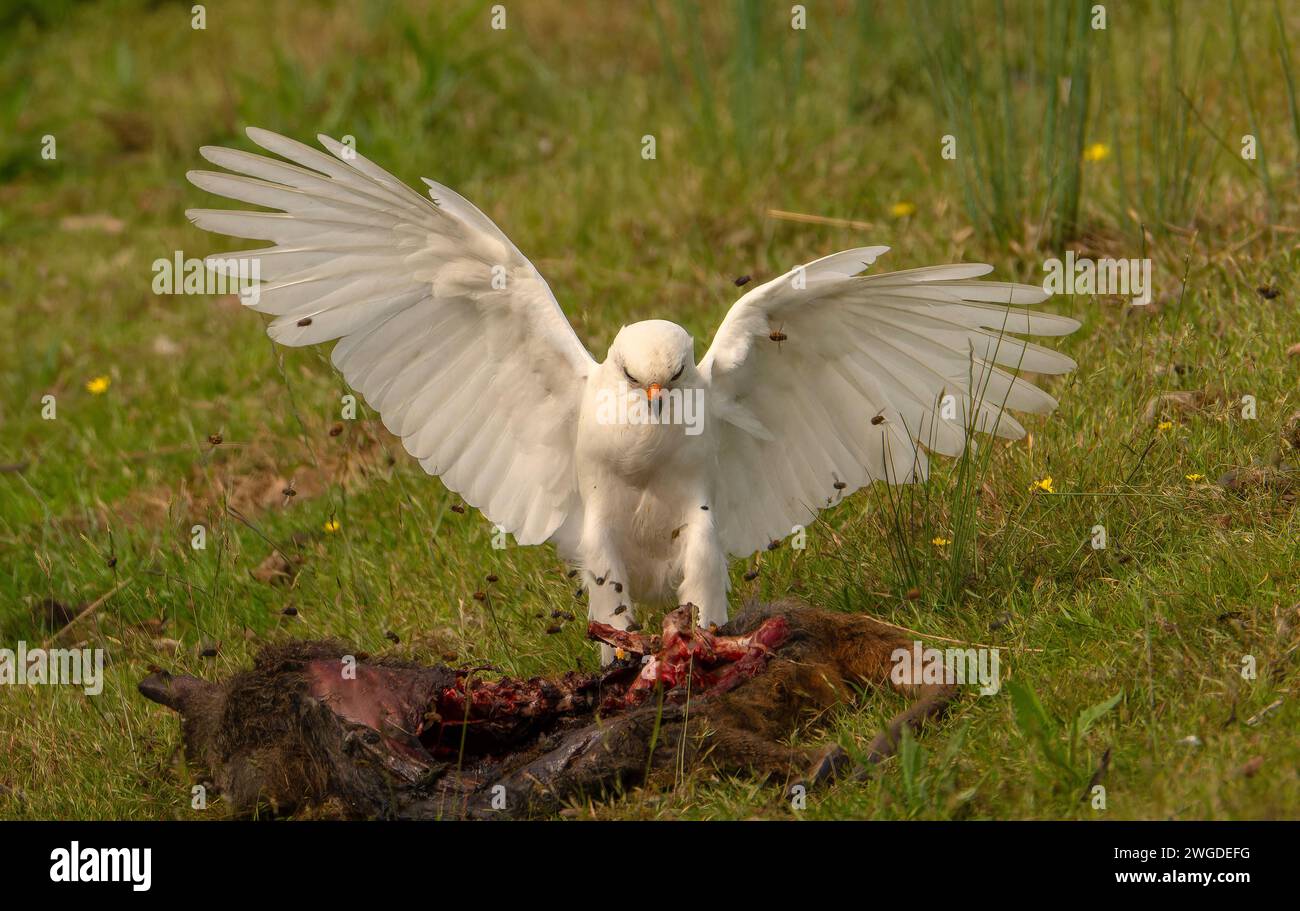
[138,600,955,819]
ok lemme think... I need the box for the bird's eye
[623,366,638,384]
[670,366,683,382]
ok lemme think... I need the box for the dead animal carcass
[138,600,955,819]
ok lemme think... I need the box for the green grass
[1,0,1297,820]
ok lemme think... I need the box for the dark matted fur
[139,600,955,819]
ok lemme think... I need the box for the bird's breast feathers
[580,378,711,469]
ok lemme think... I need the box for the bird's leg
[585,568,632,665]
[579,517,632,665]
[676,507,729,629]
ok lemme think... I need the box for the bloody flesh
[588,606,790,707]
[419,607,790,752]
[298,607,787,759]
[137,599,955,819]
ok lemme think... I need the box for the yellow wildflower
[323,518,341,533]
[1184,473,1204,482]
[1156,421,1174,432]
[889,201,916,218]
[1083,142,1110,162]
[85,376,111,394]
[931,536,950,547]
[1030,476,1055,493]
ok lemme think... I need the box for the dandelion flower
[931,536,950,547]
[1157,420,1174,432]
[889,201,916,218]
[1184,473,1204,482]
[1083,142,1110,162]
[323,518,341,533]
[1030,476,1055,493]
[85,376,111,394]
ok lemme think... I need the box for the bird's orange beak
[647,383,663,401]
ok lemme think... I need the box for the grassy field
[1,0,1297,820]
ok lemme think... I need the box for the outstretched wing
[187,128,595,545]
[700,246,1080,558]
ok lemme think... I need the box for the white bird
[188,128,1080,662]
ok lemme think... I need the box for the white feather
[187,129,1080,661]
[700,249,1079,558]
[187,128,594,547]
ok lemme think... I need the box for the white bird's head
[606,320,695,401]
